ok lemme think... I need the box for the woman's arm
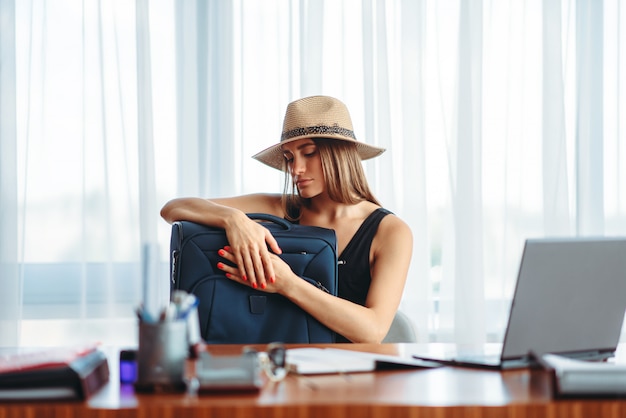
[160,194,283,225]
[292,214,412,343]
[160,194,284,289]
[217,213,413,343]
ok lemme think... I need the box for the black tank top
[335,208,392,342]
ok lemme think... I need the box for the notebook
[413,237,626,369]
[285,347,441,375]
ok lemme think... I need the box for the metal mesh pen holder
[134,320,188,392]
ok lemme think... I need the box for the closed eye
[302,145,317,157]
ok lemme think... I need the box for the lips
[296,178,312,188]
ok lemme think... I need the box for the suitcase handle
[247,213,292,231]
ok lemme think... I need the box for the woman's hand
[160,194,286,290]
[217,246,294,294]
[222,213,282,290]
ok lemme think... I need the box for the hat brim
[252,135,386,171]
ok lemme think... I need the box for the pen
[136,306,156,323]
[177,297,199,320]
[159,304,178,322]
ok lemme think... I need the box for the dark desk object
[1,344,626,418]
[0,346,109,401]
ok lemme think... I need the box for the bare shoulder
[375,212,413,249]
[368,211,413,289]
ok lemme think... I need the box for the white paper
[286,347,438,375]
[286,348,376,375]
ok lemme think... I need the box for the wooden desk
[2,343,626,418]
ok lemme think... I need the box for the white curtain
[0,0,174,347]
[1,0,625,347]
[0,0,20,346]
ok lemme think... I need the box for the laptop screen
[501,238,626,360]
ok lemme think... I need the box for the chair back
[382,310,416,343]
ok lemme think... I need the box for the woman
[161,95,412,343]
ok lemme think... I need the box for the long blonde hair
[281,138,381,221]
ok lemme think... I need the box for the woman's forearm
[160,197,245,227]
[281,275,389,343]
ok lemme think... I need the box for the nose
[291,155,306,175]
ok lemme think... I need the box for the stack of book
[0,344,109,401]
[539,353,626,398]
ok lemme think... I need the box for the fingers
[221,221,280,289]
[216,260,239,280]
[241,248,264,289]
[217,246,275,290]
[265,233,282,255]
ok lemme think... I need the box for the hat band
[281,124,356,142]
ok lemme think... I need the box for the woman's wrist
[279,272,308,299]
[222,207,248,229]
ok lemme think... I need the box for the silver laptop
[413,237,626,369]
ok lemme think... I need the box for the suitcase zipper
[171,249,179,285]
[171,222,184,287]
[299,276,331,294]
[314,281,330,293]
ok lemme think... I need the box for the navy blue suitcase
[169,213,338,344]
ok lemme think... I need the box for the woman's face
[281,139,325,198]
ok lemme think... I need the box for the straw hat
[252,95,386,171]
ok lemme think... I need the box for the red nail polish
[242,275,247,281]
[217,262,224,269]
[252,282,257,289]
[224,246,231,252]
[225,273,231,278]
[270,277,275,284]
[218,249,225,256]
[261,283,266,289]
